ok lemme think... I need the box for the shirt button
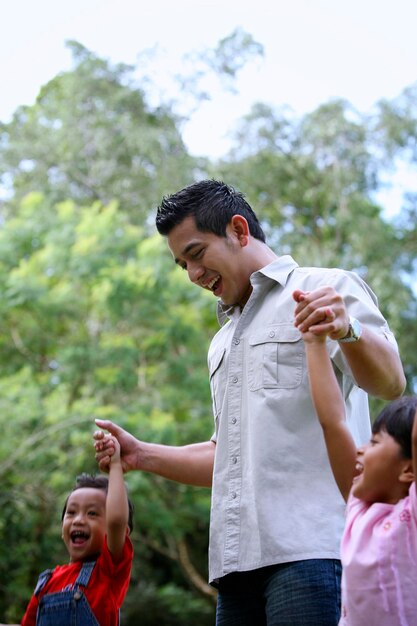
[234,338,240,345]
[231,492,237,499]
[232,376,238,383]
[232,456,237,464]
[269,330,275,337]
[231,417,237,424]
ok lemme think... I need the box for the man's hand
[293,287,349,340]
[94,419,140,474]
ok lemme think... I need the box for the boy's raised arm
[95,430,129,562]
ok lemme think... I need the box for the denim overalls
[34,560,100,626]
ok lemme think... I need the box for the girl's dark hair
[156,179,266,242]
[61,473,134,533]
[372,396,417,459]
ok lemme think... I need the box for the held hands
[93,430,121,466]
[293,287,349,341]
[93,419,140,474]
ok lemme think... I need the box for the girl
[295,290,417,626]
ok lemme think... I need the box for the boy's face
[62,487,107,562]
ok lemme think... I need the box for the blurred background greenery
[0,34,416,624]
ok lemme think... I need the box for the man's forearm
[138,440,215,487]
[340,327,406,399]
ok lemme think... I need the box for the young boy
[3,428,133,626]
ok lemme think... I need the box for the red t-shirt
[21,536,133,626]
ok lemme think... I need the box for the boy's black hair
[372,395,417,459]
[61,473,134,533]
[156,179,266,242]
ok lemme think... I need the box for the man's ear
[230,214,249,246]
[399,460,414,485]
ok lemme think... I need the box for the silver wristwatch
[339,317,362,343]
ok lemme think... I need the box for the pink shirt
[340,484,417,626]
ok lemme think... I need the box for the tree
[1,35,417,625]
[0,41,195,225]
[214,98,417,395]
[0,193,217,623]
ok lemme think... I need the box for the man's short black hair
[61,473,134,533]
[156,179,266,242]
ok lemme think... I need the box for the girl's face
[352,429,409,504]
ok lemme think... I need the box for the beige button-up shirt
[207,256,398,583]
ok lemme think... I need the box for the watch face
[340,317,362,342]
[351,318,361,339]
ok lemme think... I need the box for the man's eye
[88,511,98,516]
[192,249,203,259]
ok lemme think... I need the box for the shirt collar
[216,255,299,326]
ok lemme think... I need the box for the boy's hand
[293,289,335,342]
[94,419,141,474]
[94,430,121,465]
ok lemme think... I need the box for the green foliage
[0,41,194,225]
[0,192,215,623]
[0,36,416,626]
[215,98,417,393]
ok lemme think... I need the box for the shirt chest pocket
[209,346,226,419]
[248,324,303,391]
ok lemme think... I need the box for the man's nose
[187,262,204,284]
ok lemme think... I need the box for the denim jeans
[216,559,342,626]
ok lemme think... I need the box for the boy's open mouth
[70,530,89,544]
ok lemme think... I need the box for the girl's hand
[293,290,335,342]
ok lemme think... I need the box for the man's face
[167,216,253,308]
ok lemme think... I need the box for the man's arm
[336,326,405,400]
[94,419,215,488]
[293,286,406,400]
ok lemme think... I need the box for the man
[96,179,405,625]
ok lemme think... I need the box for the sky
[2,0,417,208]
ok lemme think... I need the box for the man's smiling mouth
[206,276,220,291]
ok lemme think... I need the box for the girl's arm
[304,338,357,500]
[104,435,130,562]
[413,406,417,496]
[294,290,357,501]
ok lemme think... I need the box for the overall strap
[74,560,96,588]
[34,569,53,597]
